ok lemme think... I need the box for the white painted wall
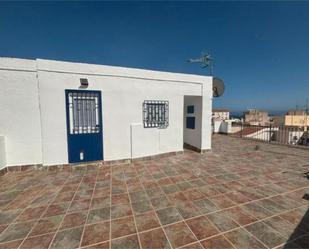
[201,83,213,150]
[37,59,212,164]
[0,57,213,166]
[0,58,43,167]
[0,136,6,169]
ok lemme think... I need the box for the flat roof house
[0,57,214,170]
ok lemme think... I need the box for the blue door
[65,90,103,163]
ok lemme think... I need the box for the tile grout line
[78,170,99,248]
[133,164,174,249]
[47,171,85,249]
[122,165,143,249]
[0,155,308,249]
[16,171,73,249]
[132,161,309,248]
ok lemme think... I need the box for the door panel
[65,90,103,163]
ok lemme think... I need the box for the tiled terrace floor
[0,135,309,249]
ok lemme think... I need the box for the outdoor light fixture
[80,78,89,88]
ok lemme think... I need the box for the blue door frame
[65,89,103,164]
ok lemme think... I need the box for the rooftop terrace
[0,135,308,249]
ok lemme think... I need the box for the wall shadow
[283,194,309,249]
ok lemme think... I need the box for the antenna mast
[188,51,214,76]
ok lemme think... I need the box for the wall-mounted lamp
[80,78,89,88]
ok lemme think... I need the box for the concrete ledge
[131,150,184,162]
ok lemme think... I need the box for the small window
[68,92,100,134]
[143,100,169,128]
[187,105,194,114]
[186,117,195,129]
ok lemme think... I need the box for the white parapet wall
[0,58,43,167]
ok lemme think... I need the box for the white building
[0,57,214,171]
[212,109,229,120]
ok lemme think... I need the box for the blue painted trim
[65,89,104,163]
[186,116,195,129]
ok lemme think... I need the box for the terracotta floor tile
[225,227,268,249]
[0,239,23,249]
[0,225,7,234]
[183,189,205,201]
[50,227,83,249]
[145,187,165,199]
[200,235,234,249]
[164,221,197,248]
[83,241,110,249]
[167,192,188,203]
[93,187,110,198]
[131,200,153,215]
[156,207,183,225]
[269,195,302,210]
[91,196,110,209]
[0,209,21,225]
[111,204,132,219]
[111,216,136,239]
[245,221,287,248]
[263,215,306,239]
[0,221,35,243]
[225,206,257,226]
[139,227,171,249]
[150,196,172,210]
[87,207,110,224]
[19,233,54,249]
[61,211,87,229]
[226,191,251,204]
[181,242,204,249]
[193,198,219,214]
[68,198,91,213]
[135,211,161,232]
[111,234,140,249]
[207,211,239,232]
[176,201,200,219]
[130,191,148,203]
[16,206,47,222]
[112,193,130,205]
[208,194,236,209]
[256,199,286,214]
[157,177,173,186]
[242,202,273,220]
[186,216,219,240]
[81,221,110,247]
[44,202,70,217]
[1,135,309,249]
[177,181,192,191]
[30,215,63,236]
[74,189,93,200]
[162,184,179,195]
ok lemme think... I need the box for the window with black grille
[143,100,169,128]
[68,92,100,134]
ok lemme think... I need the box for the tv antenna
[188,50,214,75]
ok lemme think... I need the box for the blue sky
[1,2,308,112]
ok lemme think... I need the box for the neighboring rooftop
[212,108,229,112]
[0,135,308,249]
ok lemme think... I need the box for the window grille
[143,100,169,128]
[68,92,100,134]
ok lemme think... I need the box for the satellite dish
[213,77,225,97]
